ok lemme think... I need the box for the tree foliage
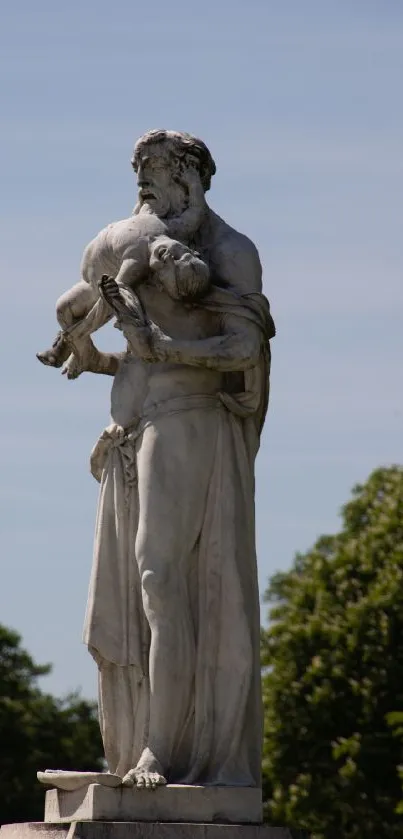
[261,466,403,838]
[0,624,103,825]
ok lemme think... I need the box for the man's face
[149,237,187,299]
[135,143,187,217]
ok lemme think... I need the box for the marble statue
[37,129,275,797]
[37,164,209,380]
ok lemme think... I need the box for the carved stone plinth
[44,784,262,825]
[1,822,308,839]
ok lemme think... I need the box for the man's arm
[99,277,264,372]
[122,313,262,373]
[83,348,125,376]
[62,341,125,379]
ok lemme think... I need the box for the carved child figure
[64,235,210,379]
[36,167,208,377]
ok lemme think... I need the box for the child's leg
[37,281,98,368]
[56,280,98,329]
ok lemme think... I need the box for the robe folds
[83,289,274,786]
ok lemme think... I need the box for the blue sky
[1,0,402,698]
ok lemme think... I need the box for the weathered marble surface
[1,824,307,839]
[37,130,275,803]
[37,772,122,792]
[44,785,262,825]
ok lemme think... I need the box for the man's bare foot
[122,747,167,790]
[37,333,70,368]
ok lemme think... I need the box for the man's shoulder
[208,211,262,293]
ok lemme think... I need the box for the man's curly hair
[131,129,216,192]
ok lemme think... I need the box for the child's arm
[114,257,145,288]
[114,237,149,288]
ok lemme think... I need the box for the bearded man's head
[131,129,216,217]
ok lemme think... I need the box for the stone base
[44,785,262,825]
[1,822,308,839]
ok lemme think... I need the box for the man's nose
[137,164,150,186]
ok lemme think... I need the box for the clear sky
[1,0,402,699]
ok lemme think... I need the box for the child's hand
[181,164,204,193]
[61,352,83,380]
[99,275,120,302]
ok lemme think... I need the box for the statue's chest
[138,285,218,340]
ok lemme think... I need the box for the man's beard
[138,192,170,218]
[136,183,187,219]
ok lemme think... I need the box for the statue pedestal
[1,823,308,839]
[44,784,262,824]
[0,784,309,839]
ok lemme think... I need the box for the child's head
[149,236,210,301]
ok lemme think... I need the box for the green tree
[0,624,103,825]
[261,465,403,839]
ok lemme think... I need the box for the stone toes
[121,772,135,787]
[122,767,166,790]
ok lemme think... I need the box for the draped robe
[83,288,274,786]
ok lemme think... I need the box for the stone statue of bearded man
[38,129,275,821]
